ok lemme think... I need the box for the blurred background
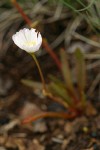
[0,0,100,57]
[0,0,100,150]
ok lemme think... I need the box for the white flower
[12,28,42,53]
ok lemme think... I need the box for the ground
[0,48,100,150]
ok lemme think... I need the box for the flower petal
[30,28,38,42]
[12,28,42,53]
[37,32,42,45]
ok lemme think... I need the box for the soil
[0,46,100,150]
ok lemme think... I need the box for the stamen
[24,41,36,46]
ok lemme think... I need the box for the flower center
[24,41,36,46]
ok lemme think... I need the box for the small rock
[20,102,42,119]
[67,42,91,54]
[64,122,73,134]
[32,139,45,150]
[0,77,13,96]
[82,126,89,133]
[0,136,6,145]
[33,120,47,133]
[95,116,100,129]
[72,117,88,132]
[85,102,97,116]
[0,146,6,150]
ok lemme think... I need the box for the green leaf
[49,81,72,106]
[21,79,42,90]
[49,74,66,88]
[60,49,76,97]
[75,48,86,91]
[75,48,86,106]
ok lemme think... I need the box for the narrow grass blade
[49,74,66,88]
[75,48,86,106]
[21,79,43,90]
[75,48,86,91]
[60,49,77,100]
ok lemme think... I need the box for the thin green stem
[30,53,46,92]
[30,53,72,109]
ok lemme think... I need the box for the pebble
[83,126,89,133]
[0,146,6,150]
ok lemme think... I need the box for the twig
[87,73,100,96]
[86,60,100,70]
[84,54,100,59]
[51,29,65,48]
[73,32,100,48]
[65,17,82,46]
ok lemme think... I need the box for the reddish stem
[22,111,77,124]
[11,0,32,26]
[11,0,61,71]
[42,39,61,70]
[67,88,79,104]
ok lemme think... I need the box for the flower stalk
[30,53,47,92]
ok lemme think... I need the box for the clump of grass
[10,0,97,124]
[22,48,96,124]
[48,48,86,112]
[60,0,100,31]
